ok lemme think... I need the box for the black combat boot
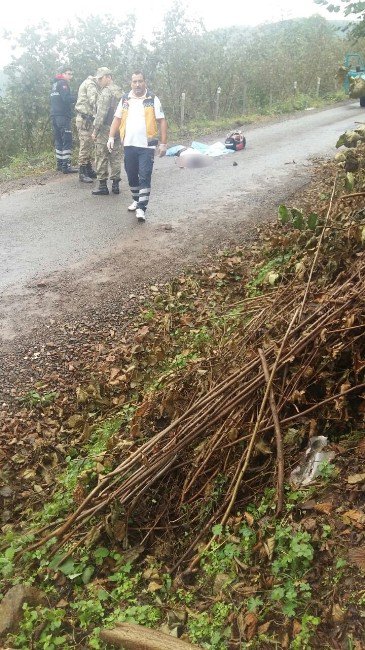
[79,165,93,183]
[92,180,109,195]
[111,179,120,194]
[56,160,63,172]
[62,161,78,174]
[86,162,97,179]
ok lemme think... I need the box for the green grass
[0,150,57,181]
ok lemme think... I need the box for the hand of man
[107,136,115,153]
[91,131,97,141]
[157,143,167,157]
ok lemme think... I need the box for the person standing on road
[75,67,113,183]
[50,65,78,174]
[107,71,167,222]
[91,78,123,196]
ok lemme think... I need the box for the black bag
[225,131,246,151]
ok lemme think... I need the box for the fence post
[242,82,247,115]
[180,92,186,129]
[316,77,321,97]
[294,81,298,94]
[215,86,221,120]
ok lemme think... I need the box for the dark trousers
[124,146,154,213]
[52,115,73,168]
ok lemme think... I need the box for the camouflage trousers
[95,126,122,181]
[76,114,95,165]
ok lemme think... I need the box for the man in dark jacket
[50,65,78,173]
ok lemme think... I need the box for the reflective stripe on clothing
[124,146,154,213]
[52,115,73,162]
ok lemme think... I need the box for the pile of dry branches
[27,277,365,568]
[25,174,365,572]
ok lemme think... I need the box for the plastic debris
[289,436,335,487]
[191,141,233,156]
[167,141,234,160]
[166,145,187,157]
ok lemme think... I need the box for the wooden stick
[258,348,284,515]
[220,306,300,526]
[100,623,201,649]
[338,191,365,199]
[298,173,337,320]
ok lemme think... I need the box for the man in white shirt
[107,71,167,222]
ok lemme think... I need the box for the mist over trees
[0,3,361,167]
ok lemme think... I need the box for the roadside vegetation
[1,127,365,648]
[0,91,346,182]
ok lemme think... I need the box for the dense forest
[0,3,362,167]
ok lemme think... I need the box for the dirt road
[0,101,363,399]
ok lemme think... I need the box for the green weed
[278,205,319,231]
[247,487,276,520]
[0,150,56,181]
[247,254,292,296]
[0,545,17,579]
[317,460,337,481]
[18,389,59,408]
[116,604,161,626]
[8,604,67,650]
[285,487,313,512]
[201,523,256,577]
[187,602,231,650]
[247,596,264,612]
[174,587,195,605]
[0,530,36,581]
[290,614,321,649]
[201,537,239,577]
[108,562,140,601]
[270,526,314,617]
[142,309,156,322]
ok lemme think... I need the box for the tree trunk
[100,622,202,650]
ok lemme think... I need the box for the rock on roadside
[0,585,46,638]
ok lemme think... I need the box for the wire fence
[162,76,334,128]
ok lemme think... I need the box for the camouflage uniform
[75,76,100,165]
[93,83,123,181]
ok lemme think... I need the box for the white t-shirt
[114,92,165,148]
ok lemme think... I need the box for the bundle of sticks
[26,254,365,571]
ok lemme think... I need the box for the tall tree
[62,15,136,87]
[4,23,60,153]
[1,16,137,161]
[315,1,365,38]
[152,1,205,120]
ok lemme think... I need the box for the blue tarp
[166,141,234,158]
